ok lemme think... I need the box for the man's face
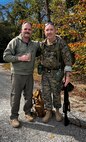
[44,24,56,40]
[21,23,32,39]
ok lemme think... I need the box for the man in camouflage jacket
[40,22,72,123]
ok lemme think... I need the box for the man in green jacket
[3,22,40,128]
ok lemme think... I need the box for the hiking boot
[55,109,63,122]
[25,114,34,122]
[10,119,20,128]
[42,110,52,123]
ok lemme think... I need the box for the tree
[0,22,13,62]
[0,0,85,41]
[50,0,86,43]
[66,0,79,8]
[45,0,51,22]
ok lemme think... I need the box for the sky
[0,0,14,5]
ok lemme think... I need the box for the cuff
[64,66,72,72]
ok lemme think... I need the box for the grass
[2,63,10,70]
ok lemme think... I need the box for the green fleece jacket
[3,34,40,75]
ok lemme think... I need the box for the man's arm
[59,38,72,86]
[3,38,19,63]
[3,38,31,63]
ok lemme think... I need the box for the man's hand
[64,76,70,87]
[18,53,31,62]
[63,72,71,87]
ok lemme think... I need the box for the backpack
[32,89,46,117]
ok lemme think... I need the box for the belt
[43,67,59,73]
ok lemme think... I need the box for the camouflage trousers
[41,69,64,110]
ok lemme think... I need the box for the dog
[32,89,46,117]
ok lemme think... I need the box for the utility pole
[45,0,51,22]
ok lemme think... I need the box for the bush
[68,42,86,75]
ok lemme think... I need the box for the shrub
[68,42,86,76]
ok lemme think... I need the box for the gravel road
[0,63,86,142]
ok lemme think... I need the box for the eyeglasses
[45,22,54,27]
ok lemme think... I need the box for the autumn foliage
[68,42,86,75]
[0,0,86,78]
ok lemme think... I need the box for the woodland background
[0,0,86,80]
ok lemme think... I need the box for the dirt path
[0,63,86,142]
[34,69,86,127]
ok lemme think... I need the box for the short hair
[22,21,32,29]
[45,21,55,27]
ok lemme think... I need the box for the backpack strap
[55,36,65,69]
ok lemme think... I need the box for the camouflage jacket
[40,35,72,72]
